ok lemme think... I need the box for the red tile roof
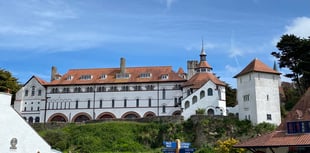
[197,61,212,69]
[235,130,310,148]
[235,88,310,148]
[47,66,186,85]
[182,72,226,88]
[234,58,281,78]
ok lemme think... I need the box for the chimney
[120,58,126,74]
[51,66,57,81]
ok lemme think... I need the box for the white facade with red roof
[14,49,227,122]
[234,58,281,125]
[181,47,227,120]
[14,76,46,123]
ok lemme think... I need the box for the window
[25,90,28,96]
[87,100,91,108]
[249,74,251,80]
[99,100,103,108]
[207,88,213,96]
[80,74,92,80]
[267,94,269,101]
[124,99,127,108]
[148,98,152,107]
[267,114,272,120]
[161,74,169,80]
[97,86,106,92]
[140,73,151,78]
[31,86,35,96]
[75,100,79,109]
[24,107,26,111]
[146,85,154,91]
[37,107,40,111]
[243,95,250,101]
[74,87,82,93]
[121,86,129,91]
[35,117,40,123]
[63,88,70,93]
[109,86,118,92]
[185,101,190,109]
[38,89,42,96]
[174,97,178,106]
[200,90,205,99]
[31,107,33,111]
[51,88,59,93]
[192,96,198,104]
[134,85,141,91]
[162,88,166,99]
[116,73,130,79]
[162,105,166,113]
[112,99,115,108]
[136,99,139,107]
[100,74,107,80]
[86,87,93,92]
[66,75,73,80]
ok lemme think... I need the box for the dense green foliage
[0,68,21,93]
[36,117,276,153]
[272,34,310,95]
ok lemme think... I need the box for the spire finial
[201,37,206,55]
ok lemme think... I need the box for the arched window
[207,88,213,96]
[87,100,91,108]
[31,86,35,96]
[207,109,214,116]
[162,105,166,113]
[35,117,40,123]
[192,96,198,104]
[162,88,166,99]
[200,90,205,99]
[28,117,33,123]
[185,101,190,109]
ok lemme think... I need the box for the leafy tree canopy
[0,68,21,94]
[271,34,310,95]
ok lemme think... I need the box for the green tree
[226,85,237,107]
[0,68,21,104]
[271,34,310,95]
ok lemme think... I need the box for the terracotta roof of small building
[182,72,226,88]
[235,88,310,148]
[197,61,212,69]
[177,67,185,74]
[46,66,186,85]
[234,58,281,78]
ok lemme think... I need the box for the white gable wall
[181,81,226,120]
[0,93,54,153]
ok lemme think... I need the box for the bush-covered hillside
[35,116,276,153]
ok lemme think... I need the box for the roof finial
[201,37,206,55]
[273,60,278,71]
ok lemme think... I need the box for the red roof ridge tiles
[234,58,281,78]
[47,66,186,85]
[183,72,226,88]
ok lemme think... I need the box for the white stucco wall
[181,81,227,120]
[14,77,45,123]
[237,72,281,125]
[44,82,183,122]
[0,92,56,153]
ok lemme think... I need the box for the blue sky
[1,0,310,87]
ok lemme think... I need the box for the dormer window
[100,74,107,80]
[66,75,73,80]
[116,73,130,79]
[80,74,92,80]
[161,74,169,80]
[140,73,152,78]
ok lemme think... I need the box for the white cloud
[225,65,239,74]
[285,16,310,38]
